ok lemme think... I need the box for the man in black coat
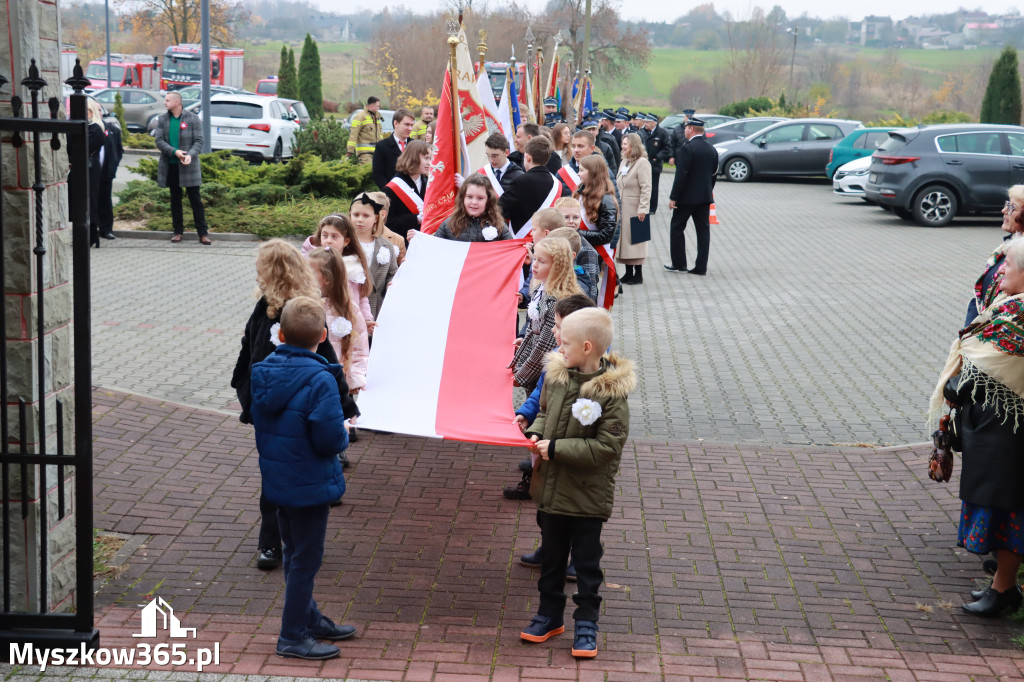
[666,118,717,276]
[596,114,621,171]
[500,136,560,235]
[97,118,123,240]
[509,122,563,176]
[372,108,416,190]
[643,114,672,215]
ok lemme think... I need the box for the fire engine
[85,54,160,90]
[161,44,244,91]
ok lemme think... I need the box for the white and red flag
[557,164,580,194]
[421,69,458,235]
[356,233,531,446]
[455,27,491,171]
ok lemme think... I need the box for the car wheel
[912,185,957,227]
[724,157,751,182]
[272,139,283,164]
[893,207,913,220]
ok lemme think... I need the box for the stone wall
[0,0,78,613]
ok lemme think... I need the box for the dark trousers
[537,511,604,623]
[167,164,208,236]
[669,203,710,274]
[98,174,115,236]
[259,492,281,550]
[649,170,661,215]
[277,503,330,641]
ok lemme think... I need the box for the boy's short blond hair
[547,226,581,254]
[561,307,613,353]
[554,196,580,211]
[531,207,566,233]
[280,296,326,349]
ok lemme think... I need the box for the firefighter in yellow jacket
[346,96,384,163]
[411,105,435,140]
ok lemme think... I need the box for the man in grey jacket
[155,92,211,244]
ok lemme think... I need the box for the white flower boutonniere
[269,322,283,347]
[331,317,353,338]
[571,398,602,426]
[527,298,539,321]
[481,225,499,241]
[376,247,391,265]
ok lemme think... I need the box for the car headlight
[851,169,869,176]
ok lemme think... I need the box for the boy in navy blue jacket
[251,297,355,661]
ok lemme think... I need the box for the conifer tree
[980,46,1022,125]
[277,45,298,100]
[298,34,323,119]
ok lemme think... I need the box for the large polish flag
[356,233,531,447]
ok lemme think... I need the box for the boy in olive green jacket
[520,307,636,659]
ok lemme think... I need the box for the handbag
[927,412,955,483]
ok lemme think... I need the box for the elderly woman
[966,185,1024,326]
[933,236,1024,617]
[616,133,653,285]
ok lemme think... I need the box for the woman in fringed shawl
[931,237,1024,617]
[964,185,1024,327]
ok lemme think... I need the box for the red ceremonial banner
[421,69,458,235]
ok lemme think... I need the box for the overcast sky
[317,0,1022,23]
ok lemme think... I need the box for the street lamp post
[104,0,112,87]
[787,26,799,96]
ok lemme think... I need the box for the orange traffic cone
[709,202,719,225]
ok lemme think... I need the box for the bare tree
[723,8,787,98]
[115,0,249,45]
[534,0,651,81]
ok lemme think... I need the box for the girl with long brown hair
[572,154,618,248]
[430,174,513,242]
[307,246,369,397]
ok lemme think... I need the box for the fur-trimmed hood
[543,351,636,400]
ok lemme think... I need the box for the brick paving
[5,176,1022,680]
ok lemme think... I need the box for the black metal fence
[0,60,97,649]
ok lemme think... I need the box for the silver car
[90,87,163,133]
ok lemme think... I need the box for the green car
[826,127,897,179]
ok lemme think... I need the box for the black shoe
[101,232,116,240]
[962,585,1023,617]
[338,452,350,468]
[309,615,357,641]
[971,584,990,601]
[687,269,707,276]
[624,273,643,285]
[257,547,282,570]
[275,636,340,660]
[520,550,542,568]
[619,272,635,285]
[663,264,683,272]
[983,558,998,576]
[348,427,359,443]
[503,477,531,500]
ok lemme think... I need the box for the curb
[122,148,160,157]
[111,230,258,242]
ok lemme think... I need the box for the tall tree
[543,0,651,81]
[980,46,1022,125]
[115,0,249,45]
[277,45,299,99]
[298,34,323,119]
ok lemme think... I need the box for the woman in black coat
[86,100,106,248]
[937,236,1024,617]
[572,154,618,247]
[382,140,429,241]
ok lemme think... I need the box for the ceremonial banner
[421,69,458,234]
[476,69,508,138]
[455,27,491,171]
[508,65,522,130]
[496,71,514,139]
[545,53,559,100]
[356,234,531,446]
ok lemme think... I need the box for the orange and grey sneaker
[571,620,598,658]
[520,614,564,643]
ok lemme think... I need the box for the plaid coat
[362,236,399,319]
[511,289,557,392]
[155,109,204,188]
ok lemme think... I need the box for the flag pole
[535,45,545,124]
[446,23,463,177]
[477,29,488,76]
[564,49,575,126]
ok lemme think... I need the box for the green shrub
[227,183,301,205]
[140,196,351,238]
[113,93,127,134]
[867,110,973,127]
[292,117,349,159]
[719,97,775,117]
[124,133,157,149]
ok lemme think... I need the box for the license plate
[217,127,241,135]
[869,173,879,184]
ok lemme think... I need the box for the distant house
[848,15,893,45]
[962,21,1001,42]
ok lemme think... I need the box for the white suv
[194,94,300,163]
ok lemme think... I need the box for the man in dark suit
[643,114,672,215]
[666,118,717,276]
[97,116,123,240]
[509,122,563,176]
[596,113,621,171]
[372,108,416,190]
[500,136,559,235]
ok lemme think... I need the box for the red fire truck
[161,44,244,91]
[85,54,160,90]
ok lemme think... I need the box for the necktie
[494,168,502,182]
[400,139,405,152]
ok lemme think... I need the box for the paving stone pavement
[90,178,1000,445]
[4,390,1023,681]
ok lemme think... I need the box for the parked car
[662,113,736,131]
[90,87,163,133]
[175,84,249,109]
[703,116,788,144]
[190,94,301,162]
[864,123,1024,227]
[345,108,395,136]
[714,118,863,182]
[278,98,310,128]
[832,156,872,198]
[255,77,278,96]
[825,127,899,178]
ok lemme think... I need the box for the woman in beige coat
[616,133,652,285]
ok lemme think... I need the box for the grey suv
[864,124,1024,227]
[713,118,863,182]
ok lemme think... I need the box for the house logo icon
[132,596,196,638]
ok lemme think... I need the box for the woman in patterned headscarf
[932,237,1024,617]
[964,185,1024,326]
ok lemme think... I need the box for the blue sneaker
[520,550,542,568]
[571,620,598,658]
[566,562,577,582]
[520,614,564,643]
[310,615,357,641]
[276,636,340,660]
